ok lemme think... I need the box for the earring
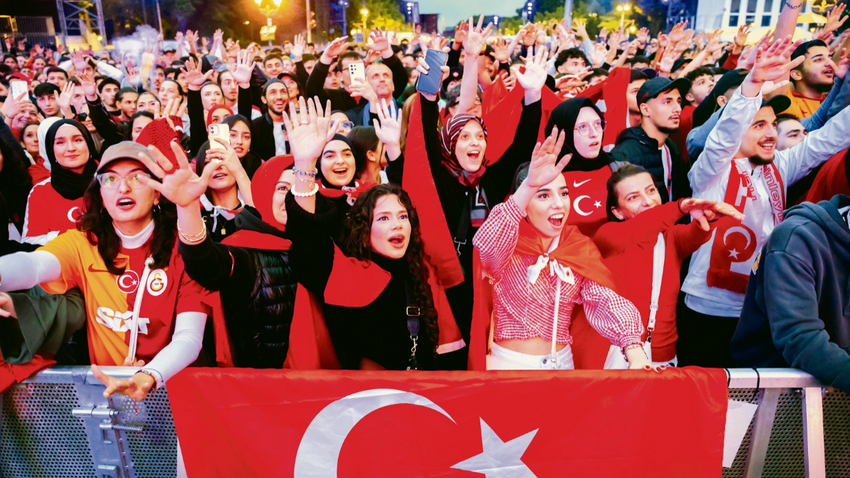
[153,203,161,214]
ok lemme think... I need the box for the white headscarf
[37,117,62,171]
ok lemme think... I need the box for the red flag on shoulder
[169,368,729,478]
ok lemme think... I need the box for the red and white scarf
[707,160,784,294]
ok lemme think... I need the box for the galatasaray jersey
[38,229,208,366]
[22,178,84,244]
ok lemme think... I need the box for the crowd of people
[1,2,850,401]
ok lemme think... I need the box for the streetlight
[616,3,630,31]
[357,8,369,34]
[255,0,284,47]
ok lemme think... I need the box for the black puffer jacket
[178,206,297,368]
[609,125,693,202]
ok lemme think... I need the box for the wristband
[621,343,644,361]
[291,183,320,197]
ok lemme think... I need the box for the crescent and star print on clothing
[22,178,85,242]
[37,230,206,366]
[167,368,729,478]
[562,168,612,238]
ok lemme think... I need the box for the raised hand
[57,82,74,112]
[232,49,255,88]
[79,70,98,101]
[668,20,688,44]
[161,97,183,119]
[72,50,88,73]
[826,3,848,33]
[454,21,468,46]
[415,57,450,101]
[492,37,510,63]
[748,36,804,85]
[206,139,246,178]
[572,18,589,41]
[370,28,391,56]
[321,36,349,63]
[373,98,402,161]
[282,96,338,169]
[186,30,198,46]
[636,27,650,46]
[91,365,155,401]
[136,141,218,207]
[680,198,745,231]
[706,29,723,54]
[526,126,571,188]
[292,34,306,61]
[522,23,538,47]
[464,15,494,59]
[735,24,751,50]
[517,46,548,92]
[182,56,214,91]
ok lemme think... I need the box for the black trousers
[676,298,740,368]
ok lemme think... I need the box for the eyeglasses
[96,171,151,189]
[332,120,355,130]
[574,120,605,137]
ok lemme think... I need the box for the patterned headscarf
[439,114,488,185]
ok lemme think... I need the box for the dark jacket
[732,195,850,393]
[87,96,129,150]
[237,86,287,161]
[178,206,297,368]
[610,126,692,201]
[285,192,439,370]
[385,95,542,343]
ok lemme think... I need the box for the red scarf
[707,161,784,294]
[468,220,618,370]
[284,244,463,369]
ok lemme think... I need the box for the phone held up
[416,49,448,96]
[208,123,230,151]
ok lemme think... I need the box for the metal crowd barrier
[0,367,847,478]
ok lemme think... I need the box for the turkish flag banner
[168,368,728,478]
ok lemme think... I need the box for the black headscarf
[544,97,612,172]
[317,134,357,189]
[44,119,98,200]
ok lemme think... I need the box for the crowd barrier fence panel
[0,367,847,478]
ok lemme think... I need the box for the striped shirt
[473,197,643,349]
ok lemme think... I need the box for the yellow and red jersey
[38,229,208,366]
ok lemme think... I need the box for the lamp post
[360,7,369,31]
[616,3,630,32]
[254,0,283,47]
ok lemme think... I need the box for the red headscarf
[439,114,489,187]
[206,104,233,127]
[221,155,293,251]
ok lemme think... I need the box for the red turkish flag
[168,369,728,478]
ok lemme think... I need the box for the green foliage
[346,0,406,33]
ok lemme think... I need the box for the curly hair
[341,184,440,358]
[78,172,177,276]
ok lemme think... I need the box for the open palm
[517,47,548,92]
[527,127,571,188]
[136,142,217,207]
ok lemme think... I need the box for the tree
[346,0,405,34]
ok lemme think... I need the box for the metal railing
[0,367,847,478]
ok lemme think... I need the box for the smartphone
[208,123,230,151]
[10,80,27,101]
[348,61,366,84]
[416,49,448,96]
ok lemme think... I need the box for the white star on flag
[451,418,539,478]
[594,200,602,208]
[729,248,740,259]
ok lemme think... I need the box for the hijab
[544,97,611,172]
[317,134,358,191]
[439,114,489,187]
[44,119,98,200]
[221,155,293,251]
[37,117,62,171]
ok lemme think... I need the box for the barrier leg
[802,387,826,478]
[742,388,781,478]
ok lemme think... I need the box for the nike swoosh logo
[87,264,111,273]
[573,179,591,188]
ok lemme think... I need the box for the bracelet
[291,183,320,197]
[621,343,644,361]
[178,226,207,244]
[784,0,802,8]
[134,369,159,391]
[293,167,317,177]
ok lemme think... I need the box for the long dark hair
[348,126,380,176]
[78,169,177,275]
[341,184,439,357]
